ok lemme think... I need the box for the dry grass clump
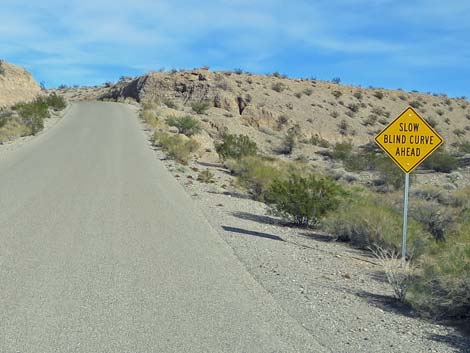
[140,109,159,129]
[371,245,413,302]
[152,131,199,165]
[408,222,470,322]
[321,190,430,254]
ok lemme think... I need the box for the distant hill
[0,60,42,107]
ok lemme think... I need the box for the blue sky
[1,0,469,97]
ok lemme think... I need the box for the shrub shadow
[299,232,334,243]
[232,211,280,225]
[354,290,417,318]
[427,333,470,353]
[222,225,284,242]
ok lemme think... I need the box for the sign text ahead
[375,107,443,173]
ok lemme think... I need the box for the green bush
[215,134,257,160]
[0,110,12,128]
[166,115,201,137]
[265,173,345,227]
[191,101,210,114]
[14,97,49,135]
[322,192,430,253]
[45,93,66,110]
[271,82,286,93]
[226,156,286,200]
[153,131,199,164]
[197,169,214,183]
[140,109,159,128]
[277,131,296,155]
[373,91,384,99]
[407,223,470,322]
[421,149,459,173]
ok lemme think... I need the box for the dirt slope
[0,60,42,107]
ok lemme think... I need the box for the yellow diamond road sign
[375,107,444,173]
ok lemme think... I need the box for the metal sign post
[375,106,444,265]
[401,173,410,266]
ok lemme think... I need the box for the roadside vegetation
[215,135,469,325]
[132,72,470,327]
[0,94,67,143]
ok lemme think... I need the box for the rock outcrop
[0,60,42,107]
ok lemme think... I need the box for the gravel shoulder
[140,122,470,353]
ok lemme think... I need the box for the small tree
[265,173,344,227]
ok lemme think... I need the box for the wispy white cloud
[0,0,468,96]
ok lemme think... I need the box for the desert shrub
[407,223,470,321]
[371,245,413,301]
[410,200,458,241]
[458,141,470,153]
[330,141,354,160]
[166,115,201,137]
[272,82,286,93]
[362,114,378,126]
[453,128,465,138]
[306,134,330,148]
[347,103,360,113]
[332,90,342,98]
[140,109,159,128]
[371,107,385,116]
[163,99,178,109]
[226,156,286,200]
[277,130,296,155]
[191,101,210,114]
[303,88,313,96]
[197,169,214,183]
[353,91,363,100]
[265,173,345,227]
[374,157,405,191]
[427,116,438,128]
[216,134,257,160]
[421,149,459,173]
[0,110,12,128]
[153,131,199,164]
[331,77,341,84]
[338,119,350,135]
[45,93,66,110]
[373,91,384,99]
[294,92,302,99]
[322,192,430,253]
[14,97,50,135]
[409,100,423,109]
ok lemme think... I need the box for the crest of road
[0,102,326,352]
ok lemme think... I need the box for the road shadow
[222,225,284,242]
[232,211,280,225]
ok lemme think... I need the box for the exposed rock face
[101,70,220,105]
[0,60,42,107]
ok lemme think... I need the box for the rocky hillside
[0,60,42,107]
[60,69,470,151]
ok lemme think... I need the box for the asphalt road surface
[0,102,326,352]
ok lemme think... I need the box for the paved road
[0,102,326,352]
